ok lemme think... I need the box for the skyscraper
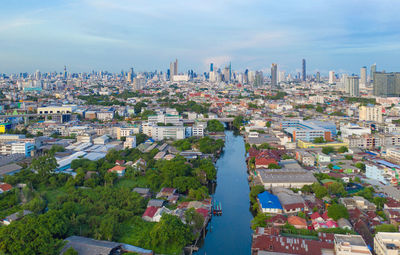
[302,59,306,81]
[329,71,335,84]
[169,59,178,81]
[316,72,321,82]
[360,66,367,87]
[373,72,400,97]
[210,63,214,72]
[271,63,277,87]
[345,76,360,97]
[254,71,263,87]
[370,64,377,82]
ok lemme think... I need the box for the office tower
[359,105,383,123]
[63,66,67,79]
[210,63,214,72]
[345,76,360,97]
[244,69,249,84]
[169,59,178,80]
[278,71,285,83]
[370,63,377,82]
[35,70,41,80]
[329,71,335,84]
[127,72,133,83]
[271,63,277,87]
[373,72,400,97]
[302,59,306,81]
[316,72,320,82]
[360,66,367,87]
[222,66,230,82]
[254,71,263,87]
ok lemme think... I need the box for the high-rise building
[271,63,277,87]
[302,59,306,81]
[278,71,285,83]
[329,71,335,84]
[169,59,178,80]
[371,63,377,82]
[345,76,360,97]
[254,71,263,87]
[359,105,383,123]
[373,72,400,97]
[210,63,214,72]
[316,72,320,82]
[360,66,367,87]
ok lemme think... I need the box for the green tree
[184,207,204,230]
[373,197,387,210]
[206,120,225,132]
[313,137,326,144]
[375,224,398,233]
[338,146,349,153]
[233,115,244,130]
[30,154,58,177]
[249,185,265,206]
[355,162,366,172]
[312,183,328,199]
[149,214,193,252]
[316,105,324,113]
[251,213,267,229]
[322,146,335,155]
[327,182,346,196]
[63,248,78,255]
[268,163,281,169]
[327,204,349,221]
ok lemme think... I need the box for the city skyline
[1,0,400,74]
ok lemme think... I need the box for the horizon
[1,0,400,74]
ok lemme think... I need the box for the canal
[196,131,252,255]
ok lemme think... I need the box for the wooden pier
[212,201,222,216]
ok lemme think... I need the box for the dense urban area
[1,61,400,255]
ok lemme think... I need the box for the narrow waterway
[196,131,252,255]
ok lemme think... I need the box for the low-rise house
[337,218,353,230]
[340,196,377,211]
[255,157,278,168]
[147,199,165,208]
[142,206,159,222]
[257,191,283,214]
[132,188,151,199]
[60,236,126,255]
[0,183,12,193]
[266,215,287,227]
[107,165,126,177]
[156,187,177,198]
[272,187,307,215]
[287,216,307,229]
[2,210,33,225]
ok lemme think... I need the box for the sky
[1,0,400,75]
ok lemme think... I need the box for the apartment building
[359,105,383,123]
[375,232,400,255]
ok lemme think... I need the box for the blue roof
[333,165,342,170]
[257,191,283,210]
[376,159,400,169]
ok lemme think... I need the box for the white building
[151,126,185,141]
[329,71,335,84]
[37,105,75,114]
[96,111,114,121]
[359,105,383,123]
[375,232,400,255]
[123,136,136,149]
[340,124,371,138]
[366,164,389,185]
[334,234,371,255]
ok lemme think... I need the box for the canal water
[196,131,252,255]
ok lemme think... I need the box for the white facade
[151,126,185,141]
[123,136,136,149]
[366,164,389,184]
[340,125,371,138]
[375,232,400,255]
[359,105,383,123]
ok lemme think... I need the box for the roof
[0,163,23,175]
[255,157,278,166]
[61,236,121,255]
[288,216,307,226]
[142,206,158,218]
[107,165,126,172]
[257,191,283,210]
[0,183,12,192]
[196,208,209,218]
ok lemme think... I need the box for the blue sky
[1,0,400,75]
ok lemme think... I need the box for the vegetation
[327,204,349,221]
[375,224,398,233]
[338,146,349,153]
[322,146,335,155]
[313,137,326,144]
[233,115,244,130]
[207,120,225,132]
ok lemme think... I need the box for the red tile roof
[288,216,307,227]
[255,157,278,167]
[142,206,158,218]
[196,208,209,218]
[310,212,322,220]
[0,183,12,192]
[108,165,126,172]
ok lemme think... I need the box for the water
[196,131,253,255]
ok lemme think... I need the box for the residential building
[374,232,400,255]
[123,136,136,149]
[340,124,371,138]
[281,119,336,142]
[37,105,75,114]
[345,76,360,96]
[359,105,383,123]
[373,72,400,97]
[334,234,372,255]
